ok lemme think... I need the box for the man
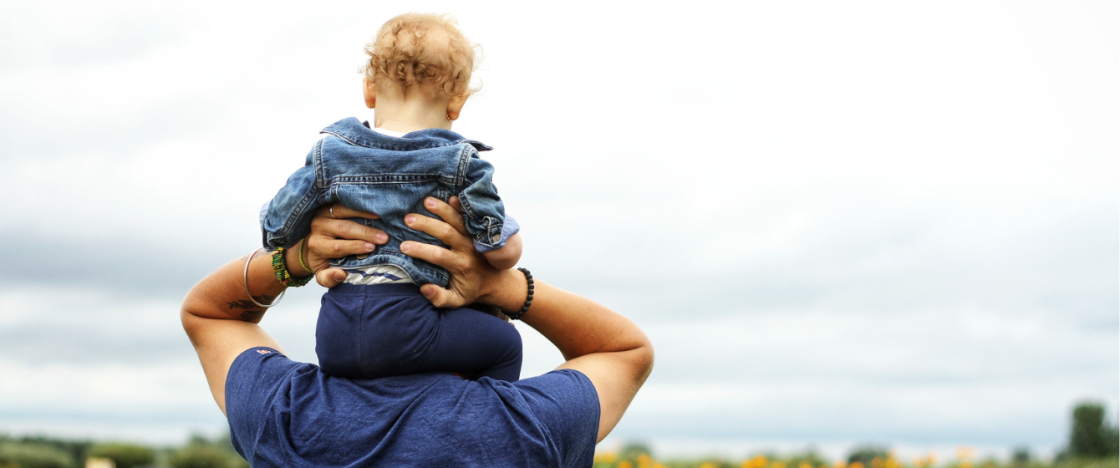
[181,198,654,466]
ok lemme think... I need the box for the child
[260,13,523,381]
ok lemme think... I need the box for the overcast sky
[0,0,1116,460]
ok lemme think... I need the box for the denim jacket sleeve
[260,146,322,249]
[458,155,519,252]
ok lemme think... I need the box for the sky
[0,0,1116,461]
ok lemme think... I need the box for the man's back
[227,348,599,467]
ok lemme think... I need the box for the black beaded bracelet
[507,268,534,321]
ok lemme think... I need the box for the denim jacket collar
[320,117,493,153]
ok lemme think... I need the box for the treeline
[0,401,1115,468]
[593,401,1119,468]
[592,443,1120,468]
[0,433,247,468]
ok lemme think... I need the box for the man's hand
[400,197,508,309]
[306,204,387,288]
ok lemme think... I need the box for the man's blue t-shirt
[226,347,600,467]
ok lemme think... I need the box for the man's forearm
[486,271,654,442]
[183,248,307,323]
[482,270,652,361]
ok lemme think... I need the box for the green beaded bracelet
[272,247,312,287]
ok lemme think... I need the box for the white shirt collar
[368,125,407,138]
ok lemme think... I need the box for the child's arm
[458,155,520,264]
[483,232,522,270]
[261,140,325,249]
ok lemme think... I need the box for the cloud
[0,2,182,74]
[617,379,1090,445]
[0,231,231,298]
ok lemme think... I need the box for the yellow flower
[956,447,975,461]
[595,452,618,463]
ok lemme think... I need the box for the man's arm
[181,206,386,414]
[180,253,288,415]
[400,197,654,442]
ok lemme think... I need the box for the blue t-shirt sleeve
[225,347,304,461]
[511,369,600,468]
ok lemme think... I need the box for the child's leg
[417,306,522,381]
[316,283,522,381]
[315,286,367,378]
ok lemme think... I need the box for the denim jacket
[261,117,518,287]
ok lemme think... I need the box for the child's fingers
[315,268,348,288]
[315,204,380,220]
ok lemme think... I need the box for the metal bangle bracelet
[243,248,285,308]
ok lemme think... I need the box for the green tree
[87,443,155,468]
[168,445,235,468]
[620,441,653,461]
[788,448,828,468]
[1069,401,1120,458]
[8,437,87,466]
[167,433,249,468]
[847,445,889,466]
[0,442,76,468]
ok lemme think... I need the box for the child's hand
[482,233,522,270]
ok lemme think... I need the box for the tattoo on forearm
[238,310,266,322]
[227,295,275,322]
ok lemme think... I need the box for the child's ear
[362,77,377,109]
[446,94,467,121]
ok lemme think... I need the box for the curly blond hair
[362,13,478,99]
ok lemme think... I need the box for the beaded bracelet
[272,247,312,287]
[296,238,312,274]
[506,268,534,321]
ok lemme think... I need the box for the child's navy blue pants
[315,283,523,381]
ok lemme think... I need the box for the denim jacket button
[356,254,368,260]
